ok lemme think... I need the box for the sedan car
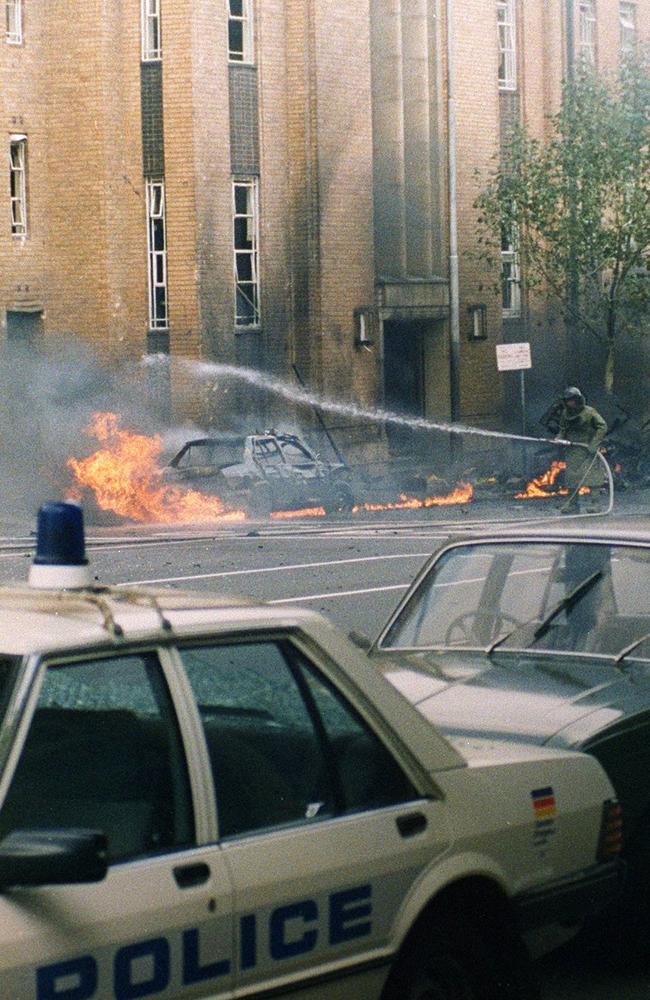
[0,503,624,1000]
[370,522,650,955]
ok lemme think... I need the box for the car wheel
[324,482,355,514]
[382,911,537,1000]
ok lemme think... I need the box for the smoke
[0,338,161,518]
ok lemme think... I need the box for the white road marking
[269,584,408,604]
[121,551,431,587]
[268,565,554,605]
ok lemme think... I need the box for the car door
[0,649,235,1000]
[176,635,451,999]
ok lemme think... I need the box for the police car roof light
[28,501,93,590]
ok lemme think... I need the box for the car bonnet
[374,648,642,748]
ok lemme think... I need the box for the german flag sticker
[531,787,557,819]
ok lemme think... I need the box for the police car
[0,503,622,999]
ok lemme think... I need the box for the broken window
[6,0,22,44]
[146,179,168,330]
[620,2,637,58]
[496,0,516,91]
[501,225,521,317]
[141,0,161,61]
[579,0,597,66]
[9,135,26,237]
[228,0,254,63]
[233,178,260,327]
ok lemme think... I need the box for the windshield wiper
[614,631,650,669]
[533,570,603,640]
[486,569,603,656]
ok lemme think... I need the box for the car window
[382,542,650,656]
[294,657,416,814]
[252,439,284,463]
[280,441,315,463]
[179,639,416,838]
[0,653,194,862]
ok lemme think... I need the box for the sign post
[496,342,532,436]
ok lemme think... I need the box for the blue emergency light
[29,501,93,590]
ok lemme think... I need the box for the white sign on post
[496,342,532,372]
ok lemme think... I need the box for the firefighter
[556,387,607,512]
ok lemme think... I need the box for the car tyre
[382,910,538,1000]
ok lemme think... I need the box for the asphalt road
[2,506,650,998]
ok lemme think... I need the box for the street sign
[496,342,532,372]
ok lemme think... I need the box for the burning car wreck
[162,431,355,517]
[65,410,620,526]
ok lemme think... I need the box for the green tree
[475,59,650,393]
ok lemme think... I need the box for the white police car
[0,504,622,1000]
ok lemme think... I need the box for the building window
[146,179,168,330]
[228,0,254,63]
[5,0,22,44]
[620,2,637,58]
[579,0,597,66]
[141,0,161,61]
[233,178,260,327]
[501,227,521,317]
[497,0,517,91]
[9,135,27,237]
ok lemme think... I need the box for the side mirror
[0,829,108,889]
[349,630,372,651]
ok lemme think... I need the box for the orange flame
[67,412,245,524]
[515,460,589,499]
[353,483,473,513]
[271,507,327,519]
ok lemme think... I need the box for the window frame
[496,0,517,91]
[175,633,423,840]
[501,225,521,318]
[146,178,168,332]
[141,0,162,62]
[578,0,597,66]
[619,1,637,58]
[0,648,196,862]
[9,134,27,237]
[233,177,261,328]
[228,0,254,64]
[5,0,22,45]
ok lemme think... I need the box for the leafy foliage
[474,58,650,388]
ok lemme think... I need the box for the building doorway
[383,319,425,453]
[6,309,43,346]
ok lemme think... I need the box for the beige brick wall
[0,0,647,431]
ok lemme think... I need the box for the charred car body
[163,431,355,516]
[370,524,650,956]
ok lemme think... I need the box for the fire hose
[559,445,611,514]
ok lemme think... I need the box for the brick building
[0,1,647,439]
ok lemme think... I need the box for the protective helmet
[563,386,585,404]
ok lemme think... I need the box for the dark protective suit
[558,401,608,501]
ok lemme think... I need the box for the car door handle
[396,812,427,838]
[173,862,211,889]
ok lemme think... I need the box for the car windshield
[380,541,650,657]
[173,441,243,468]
